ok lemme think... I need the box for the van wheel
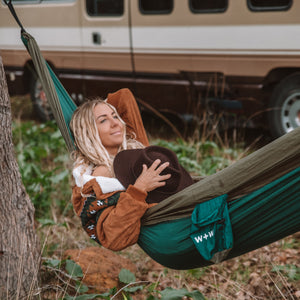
[268,74,300,138]
[30,75,53,121]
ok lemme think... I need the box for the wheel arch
[267,72,300,138]
[263,67,300,90]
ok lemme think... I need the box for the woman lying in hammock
[70,88,193,251]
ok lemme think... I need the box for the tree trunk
[0,57,40,298]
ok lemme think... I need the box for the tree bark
[0,56,40,298]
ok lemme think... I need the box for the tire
[30,75,53,121]
[268,73,300,138]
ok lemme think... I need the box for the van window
[7,0,40,3]
[247,0,292,11]
[139,0,173,15]
[86,0,124,16]
[189,0,228,13]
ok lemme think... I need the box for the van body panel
[132,52,300,77]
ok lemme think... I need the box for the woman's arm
[72,176,150,250]
[96,185,149,250]
[72,159,170,250]
[95,159,170,250]
[106,88,149,146]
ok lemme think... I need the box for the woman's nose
[111,118,119,127]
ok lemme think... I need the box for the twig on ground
[110,281,151,300]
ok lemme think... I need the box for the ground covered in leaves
[38,214,300,300]
[119,233,300,299]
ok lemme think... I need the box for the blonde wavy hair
[70,98,144,173]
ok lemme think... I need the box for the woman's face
[93,103,124,155]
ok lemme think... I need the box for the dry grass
[120,234,300,300]
[31,211,300,300]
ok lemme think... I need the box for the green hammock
[139,166,300,269]
[9,1,300,270]
[21,31,77,152]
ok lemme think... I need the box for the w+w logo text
[193,230,214,243]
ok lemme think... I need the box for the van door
[128,0,193,121]
[80,0,133,99]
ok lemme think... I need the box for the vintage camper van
[1,0,300,138]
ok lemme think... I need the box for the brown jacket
[72,88,153,251]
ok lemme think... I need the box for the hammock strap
[3,0,25,33]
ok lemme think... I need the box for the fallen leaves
[123,233,299,299]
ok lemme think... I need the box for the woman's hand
[133,159,171,193]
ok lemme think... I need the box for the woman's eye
[99,119,106,124]
[113,115,118,119]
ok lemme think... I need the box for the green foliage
[64,294,103,300]
[118,268,136,284]
[12,120,72,218]
[44,258,84,279]
[37,217,67,228]
[159,287,205,300]
[53,267,206,300]
[153,138,244,176]
[45,258,61,268]
[65,259,84,279]
[117,269,144,298]
[186,268,208,280]
[117,269,205,300]
[43,258,111,299]
[280,238,300,250]
[272,264,300,281]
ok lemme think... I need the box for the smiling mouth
[111,131,122,136]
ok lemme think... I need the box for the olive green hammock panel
[139,166,300,269]
[20,28,300,270]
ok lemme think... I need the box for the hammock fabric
[11,5,300,269]
[21,31,77,152]
[139,166,300,269]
